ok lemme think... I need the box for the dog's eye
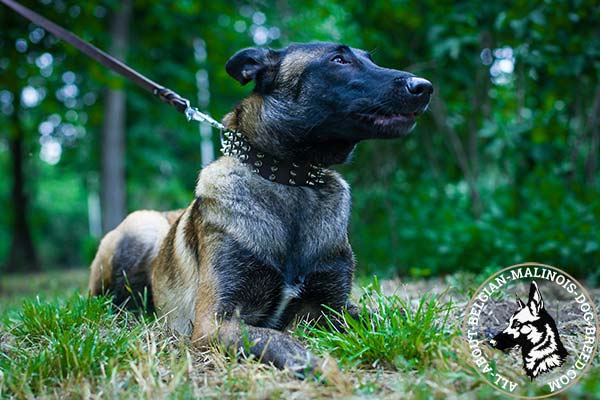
[331,55,350,65]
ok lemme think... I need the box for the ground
[0,269,598,399]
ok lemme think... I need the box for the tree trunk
[430,96,483,217]
[194,38,215,166]
[6,111,40,273]
[585,85,600,185]
[101,0,132,233]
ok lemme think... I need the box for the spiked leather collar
[220,130,327,187]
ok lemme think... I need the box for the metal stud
[240,154,248,161]
[290,170,297,177]
[254,161,263,167]
[289,178,296,185]
[307,181,315,186]
[292,162,300,168]
[257,152,265,159]
[271,166,278,172]
[269,174,276,181]
[251,167,259,173]
[272,159,280,164]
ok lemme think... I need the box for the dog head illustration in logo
[489,281,568,379]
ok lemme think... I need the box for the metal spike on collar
[220,129,328,187]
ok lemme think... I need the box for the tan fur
[278,49,325,88]
[151,205,200,334]
[222,94,264,142]
[88,210,171,296]
[88,229,121,295]
[161,209,185,225]
[190,243,219,345]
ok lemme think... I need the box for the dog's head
[224,42,433,165]
[489,281,546,351]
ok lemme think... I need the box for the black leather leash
[1,0,193,116]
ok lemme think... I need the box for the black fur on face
[225,42,433,165]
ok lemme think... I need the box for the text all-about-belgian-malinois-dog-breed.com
[89,42,433,375]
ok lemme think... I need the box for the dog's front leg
[193,313,317,376]
[217,318,317,375]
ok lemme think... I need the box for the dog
[89,42,433,374]
[490,281,568,379]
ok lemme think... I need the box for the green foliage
[297,279,457,371]
[0,293,142,396]
[350,169,600,284]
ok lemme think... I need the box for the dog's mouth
[353,110,422,128]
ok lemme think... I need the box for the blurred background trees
[1,0,599,282]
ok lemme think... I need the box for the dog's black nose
[406,77,433,96]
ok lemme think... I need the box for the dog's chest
[216,173,351,272]
[198,161,353,327]
[234,185,351,327]
[263,283,303,328]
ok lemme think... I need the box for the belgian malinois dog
[89,42,433,374]
[490,281,568,379]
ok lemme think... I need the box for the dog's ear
[226,47,281,88]
[516,296,526,309]
[527,281,544,316]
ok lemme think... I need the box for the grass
[0,269,598,399]
[1,294,143,395]
[298,280,456,371]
